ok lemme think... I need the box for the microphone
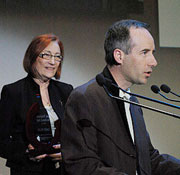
[160,84,170,93]
[96,74,112,88]
[96,74,180,109]
[151,85,160,94]
[160,84,180,97]
[96,74,180,119]
[77,119,136,158]
[151,85,180,103]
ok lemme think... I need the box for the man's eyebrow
[141,49,156,53]
[141,49,150,52]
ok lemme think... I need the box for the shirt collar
[119,88,131,100]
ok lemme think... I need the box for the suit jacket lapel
[101,66,136,157]
[112,101,136,156]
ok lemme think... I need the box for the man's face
[121,27,157,86]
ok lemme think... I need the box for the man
[61,20,180,175]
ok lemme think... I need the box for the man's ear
[113,48,125,65]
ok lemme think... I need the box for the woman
[0,34,73,175]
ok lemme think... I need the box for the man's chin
[135,80,147,85]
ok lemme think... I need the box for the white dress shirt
[119,89,138,175]
[119,89,135,143]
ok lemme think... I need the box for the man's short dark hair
[104,19,150,66]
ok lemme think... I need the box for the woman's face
[33,41,61,81]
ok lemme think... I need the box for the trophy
[26,102,60,157]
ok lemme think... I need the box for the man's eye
[142,50,148,55]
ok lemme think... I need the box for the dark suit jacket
[0,75,73,172]
[61,67,180,175]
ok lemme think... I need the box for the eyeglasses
[39,53,63,62]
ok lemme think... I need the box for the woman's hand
[47,144,62,161]
[27,144,47,162]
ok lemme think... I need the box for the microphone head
[160,84,171,93]
[96,74,113,89]
[77,119,92,128]
[151,85,160,94]
[105,78,113,88]
[96,74,105,87]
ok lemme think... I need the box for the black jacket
[0,75,73,172]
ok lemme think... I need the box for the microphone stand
[158,92,180,103]
[103,85,180,120]
[170,91,180,98]
[151,85,180,103]
[110,82,180,110]
[160,84,180,98]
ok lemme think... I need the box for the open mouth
[145,71,152,77]
[46,67,55,70]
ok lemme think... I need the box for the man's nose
[150,54,158,67]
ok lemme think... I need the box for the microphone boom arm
[170,91,180,98]
[103,85,180,120]
[158,93,180,103]
[111,83,180,109]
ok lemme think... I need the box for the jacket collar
[25,75,63,119]
[102,66,119,97]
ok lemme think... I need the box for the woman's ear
[113,48,125,65]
